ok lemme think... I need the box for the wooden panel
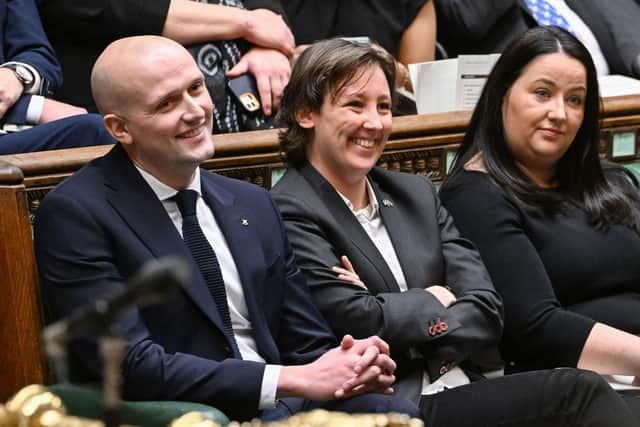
[1,94,638,188]
[0,184,46,401]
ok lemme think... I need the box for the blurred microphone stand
[42,320,70,384]
[100,324,126,427]
[42,256,190,427]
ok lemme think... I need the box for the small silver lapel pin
[241,219,249,226]
[382,199,394,208]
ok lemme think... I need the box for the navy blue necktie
[174,189,241,358]
[524,0,574,34]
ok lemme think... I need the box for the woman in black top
[440,27,640,386]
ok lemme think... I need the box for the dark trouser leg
[0,114,114,154]
[620,394,640,423]
[261,394,421,422]
[420,368,638,427]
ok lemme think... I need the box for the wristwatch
[2,64,35,91]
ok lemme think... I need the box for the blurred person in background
[38,0,295,133]
[434,0,640,78]
[0,0,113,154]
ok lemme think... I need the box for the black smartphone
[227,74,261,114]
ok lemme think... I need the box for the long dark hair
[443,26,640,231]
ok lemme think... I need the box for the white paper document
[598,74,640,98]
[604,375,640,391]
[409,54,500,115]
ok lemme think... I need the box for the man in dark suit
[435,0,640,78]
[34,35,420,422]
[271,37,639,426]
[37,0,294,131]
[567,0,640,78]
[0,0,113,154]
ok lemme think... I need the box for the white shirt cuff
[259,364,282,409]
[26,95,45,124]
[1,61,42,94]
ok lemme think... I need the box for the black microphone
[43,256,189,365]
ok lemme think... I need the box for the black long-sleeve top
[440,169,640,373]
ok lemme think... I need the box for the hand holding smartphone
[227,74,261,114]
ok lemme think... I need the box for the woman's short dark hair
[444,26,640,231]
[277,38,396,166]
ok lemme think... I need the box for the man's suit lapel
[200,174,276,359]
[299,163,400,292]
[101,145,229,334]
[518,0,535,19]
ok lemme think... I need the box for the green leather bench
[48,384,229,427]
[623,161,640,184]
